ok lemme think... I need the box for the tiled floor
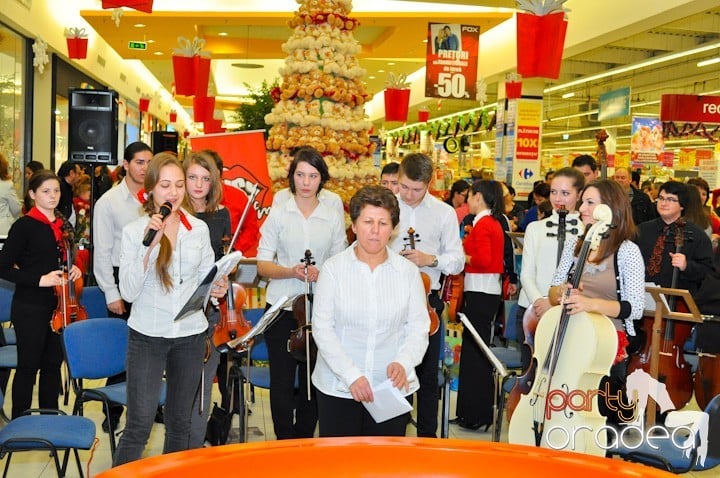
[1,370,718,477]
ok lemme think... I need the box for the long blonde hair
[143,153,184,292]
[182,151,223,213]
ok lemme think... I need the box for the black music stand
[458,312,509,442]
[644,286,703,426]
[226,295,297,442]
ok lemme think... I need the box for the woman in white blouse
[517,167,585,369]
[0,153,21,236]
[114,153,228,466]
[257,146,347,439]
[312,185,429,436]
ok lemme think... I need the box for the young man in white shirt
[92,141,151,432]
[389,153,465,437]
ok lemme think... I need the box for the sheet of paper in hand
[174,251,243,321]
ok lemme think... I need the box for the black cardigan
[0,216,62,307]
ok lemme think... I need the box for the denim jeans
[113,329,205,466]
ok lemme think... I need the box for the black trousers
[317,390,409,437]
[264,307,317,439]
[412,291,443,437]
[455,291,501,425]
[12,301,63,419]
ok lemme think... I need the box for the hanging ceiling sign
[425,23,479,100]
[598,87,631,121]
[660,94,720,123]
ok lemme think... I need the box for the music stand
[235,259,261,288]
[457,313,509,442]
[644,286,703,426]
[226,295,298,442]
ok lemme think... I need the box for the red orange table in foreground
[97,437,674,478]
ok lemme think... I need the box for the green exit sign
[128,41,147,50]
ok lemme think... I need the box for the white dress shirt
[257,194,347,307]
[272,187,345,219]
[0,179,21,236]
[119,209,214,338]
[389,192,465,290]
[311,245,429,399]
[518,211,583,308]
[93,178,144,305]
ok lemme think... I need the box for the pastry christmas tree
[265,0,378,204]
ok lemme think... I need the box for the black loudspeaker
[68,89,119,164]
[152,131,179,155]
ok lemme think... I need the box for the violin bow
[225,194,253,256]
[301,250,315,401]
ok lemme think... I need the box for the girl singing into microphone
[113,153,228,466]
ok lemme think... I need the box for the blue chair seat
[80,381,167,409]
[1,328,15,346]
[490,346,523,370]
[247,366,271,389]
[0,346,17,369]
[0,414,96,450]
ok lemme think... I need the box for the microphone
[142,201,173,246]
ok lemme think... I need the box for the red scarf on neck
[26,207,64,244]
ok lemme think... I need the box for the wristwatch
[430,255,439,268]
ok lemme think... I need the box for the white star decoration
[32,37,49,74]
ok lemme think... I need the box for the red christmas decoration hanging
[64,28,88,60]
[138,97,150,112]
[101,0,154,14]
[516,4,569,79]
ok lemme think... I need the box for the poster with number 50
[425,23,479,100]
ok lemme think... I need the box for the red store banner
[660,94,720,123]
[425,23,479,100]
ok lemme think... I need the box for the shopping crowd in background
[1,146,720,466]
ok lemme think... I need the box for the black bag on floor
[205,402,232,446]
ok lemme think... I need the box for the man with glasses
[635,181,713,295]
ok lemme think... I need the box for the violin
[441,273,464,323]
[213,281,253,353]
[627,220,694,409]
[508,204,617,456]
[404,228,440,335]
[50,235,88,333]
[288,249,317,363]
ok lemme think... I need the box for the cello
[507,206,581,418]
[627,220,694,410]
[403,228,440,335]
[508,204,617,456]
[50,234,88,333]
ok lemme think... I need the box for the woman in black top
[184,152,233,448]
[0,170,81,418]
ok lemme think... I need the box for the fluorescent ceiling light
[697,57,720,67]
[561,92,575,99]
[545,40,720,94]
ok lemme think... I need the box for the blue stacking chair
[608,393,720,473]
[0,389,96,478]
[0,279,15,345]
[62,318,166,456]
[79,286,108,319]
